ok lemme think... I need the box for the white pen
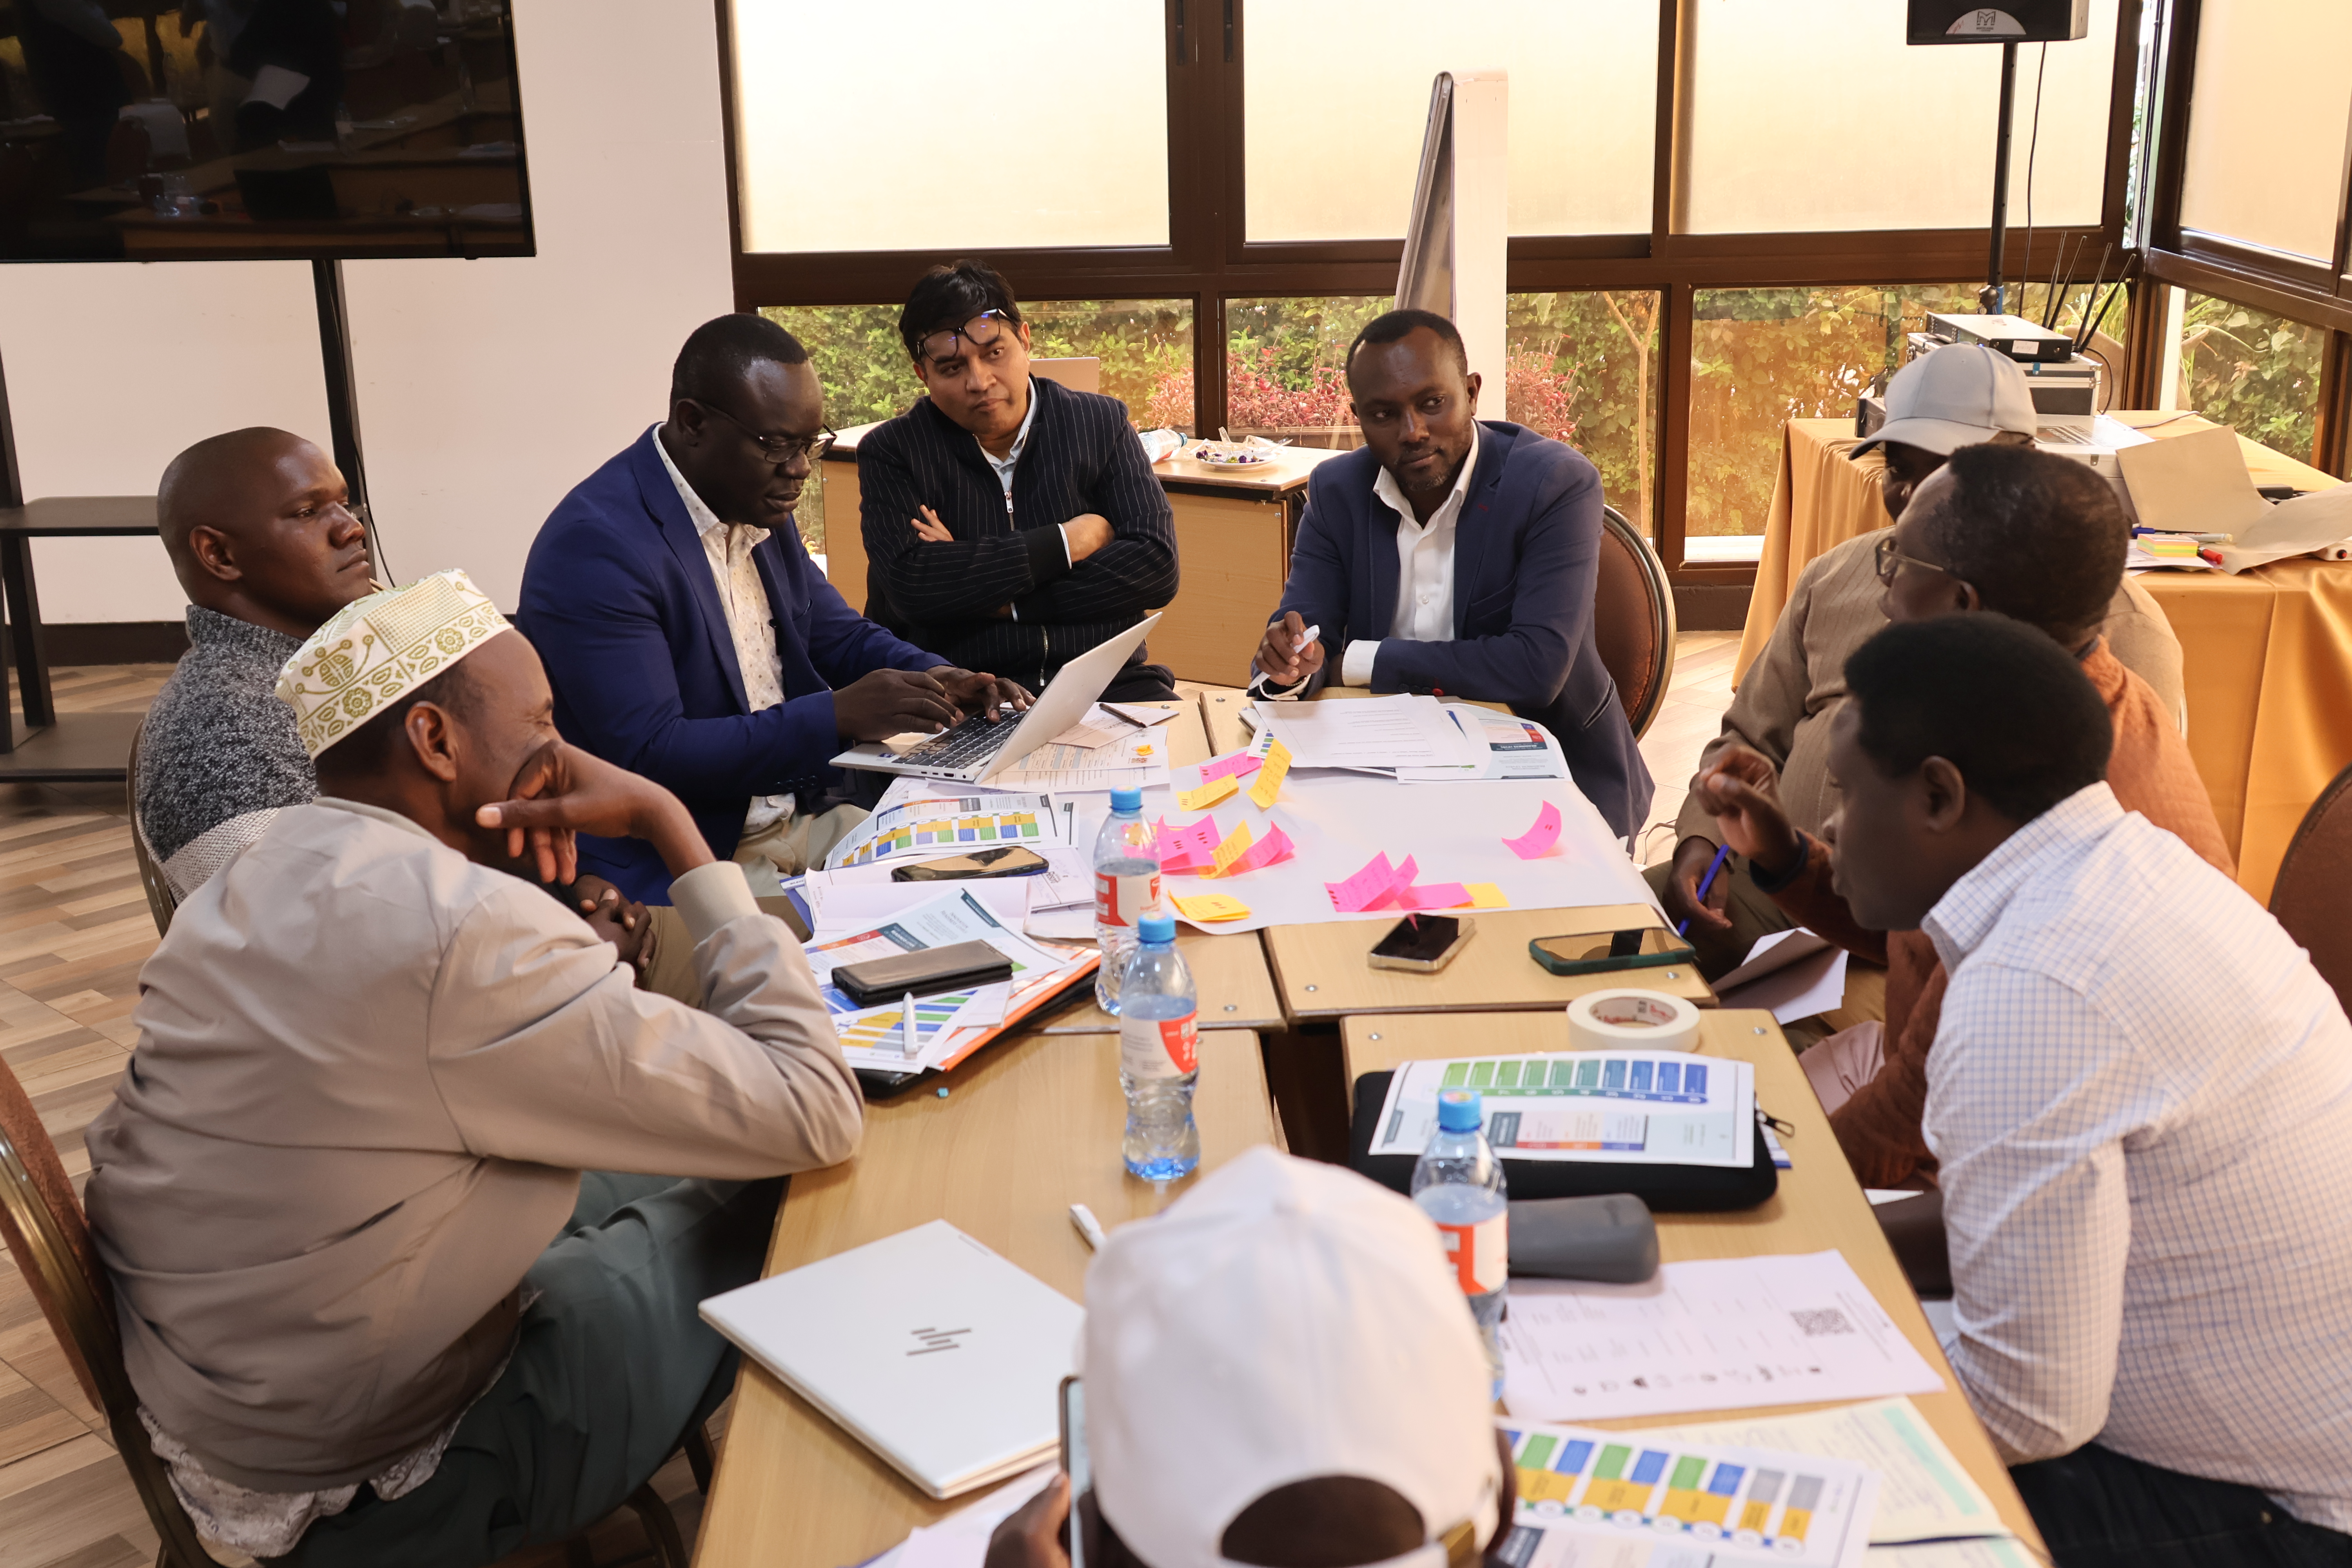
[1069,1203,1109,1251]
[1296,622,1320,650]
[901,991,920,1058]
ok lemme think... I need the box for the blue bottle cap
[1138,913,1176,944]
[1436,1087,1483,1132]
[1111,786,1144,812]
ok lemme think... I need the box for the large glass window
[2178,0,2352,263]
[764,299,1193,554]
[1684,0,2118,234]
[1243,2,1657,241]
[1223,296,1387,445]
[1507,293,1661,535]
[2173,292,2328,465]
[1687,285,1980,559]
[731,1,1169,253]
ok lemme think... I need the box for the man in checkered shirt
[1801,614,2352,1565]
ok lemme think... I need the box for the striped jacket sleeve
[1007,394,1178,622]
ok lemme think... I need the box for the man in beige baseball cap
[85,570,860,1567]
[1648,342,2185,982]
[987,1147,1515,1568]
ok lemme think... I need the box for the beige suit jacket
[85,799,859,1492]
[1674,531,2187,846]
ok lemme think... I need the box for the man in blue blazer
[1250,310,1653,840]
[519,315,1027,904]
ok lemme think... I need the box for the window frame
[718,0,2155,581]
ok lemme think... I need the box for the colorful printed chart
[1499,1417,1877,1566]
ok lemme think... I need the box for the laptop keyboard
[897,714,1017,768]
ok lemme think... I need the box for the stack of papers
[1501,1414,1880,1566]
[991,703,1172,790]
[826,790,1069,872]
[1717,928,1850,1025]
[1370,1052,1757,1168]
[1259,693,1482,773]
[802,889,1094,1074]
[1499,1251,1946,1422]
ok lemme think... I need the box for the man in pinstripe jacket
[858,261,1181,701]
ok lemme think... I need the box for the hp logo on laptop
[907,1326,971,1356]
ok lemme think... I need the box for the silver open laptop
[831,613,1161,783]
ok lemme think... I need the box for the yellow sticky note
[1173,892,1252,922]
[1247,737,1293,809]
[1206,820,1254,877]
[1178,773,1240,811]
[1465,882,1509,909]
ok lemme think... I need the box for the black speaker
[1907,2,2090,44]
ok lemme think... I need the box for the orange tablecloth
[1738,416,2352,903]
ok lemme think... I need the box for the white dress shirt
[655,426,794,830]
[976,378,1067,621]
[1922,783,2352,1530]
[1340,423,1481,686]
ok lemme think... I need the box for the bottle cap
[1435,1087,1483,1133]
[1138,913,1176,944]
[1111,786,1144,812]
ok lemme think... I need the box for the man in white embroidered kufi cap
[987,1147,1514,1568]
[85,569,860,1566]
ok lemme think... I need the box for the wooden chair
[0,1056,702,1568]
[2271,759,2352,1005]
[1591,506,1677,739]
[127,720,179,939]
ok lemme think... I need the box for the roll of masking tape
[1566,989,1702,1053]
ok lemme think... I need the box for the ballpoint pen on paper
[901,991,919,1059]
[1677,842,1733,938]
[1069,1203,1108,1251]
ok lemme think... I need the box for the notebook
[698,1220,1083,1499]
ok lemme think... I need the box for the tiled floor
[0,638,1746,1568]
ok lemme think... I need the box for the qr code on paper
[1789,1307,1856,1337]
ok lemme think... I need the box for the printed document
[1396,704,1573,783]
[1499,1414,1878,1568]
[1500,1252,1946,1422]
[1370,1053,1755,1169]
[1260,693,1477,770]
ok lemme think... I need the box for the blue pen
[1676,842,1733,937]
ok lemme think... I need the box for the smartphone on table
[1367,914,1474,973]
[1528,926,1695,976]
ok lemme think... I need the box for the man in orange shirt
[1693,445,2231,1191]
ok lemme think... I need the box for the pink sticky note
[1396,882,1471,910]
[1222,824,1295,875]
[1325,852,1397,913]
[1359,854,1419,911]
[1503,801,1563,859]
[1198,751,1265,784]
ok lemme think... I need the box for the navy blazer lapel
[1365,482,1403,641]
[632,429,752,712]
[1452,422,1512,637]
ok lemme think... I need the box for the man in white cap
[985,1147,1515,1568]
[84,570,861,1567]
[1649,343,2187,979]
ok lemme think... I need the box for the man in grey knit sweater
[135,430,664,971]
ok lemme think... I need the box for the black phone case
[1347,1070,1779,1212]
[833,940,1015,1008]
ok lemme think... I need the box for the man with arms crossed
[1809,615,2352,1566]
[87,572,861,1567]
[1653,344,2186,974]
[1250,309,1651,842]
[858,259,1181,701]
[521,314,1029,905]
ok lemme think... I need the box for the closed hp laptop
[831,614,1160,783]
[697,1220,1083,1499]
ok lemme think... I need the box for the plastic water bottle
[1093,785,1161,1013]
[1117,914,1200,1182]
[1412,1087,1508,1399]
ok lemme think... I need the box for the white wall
[0,0,736,623]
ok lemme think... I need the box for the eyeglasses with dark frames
[911,310,1016,366]
[696,401,837,465]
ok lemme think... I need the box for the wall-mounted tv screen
[0,0,531,261]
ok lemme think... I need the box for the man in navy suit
[1250,310,1652,840]
[519,315,1028,905]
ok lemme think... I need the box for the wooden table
[1263,904,1711,1021]
[1028,927,1285,1034]
[1342,1009,2043,1553]
[1744,414,2352,902]
[817,435,1340,688]
[692,1029,1282,1568]
[0,497,159,780]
